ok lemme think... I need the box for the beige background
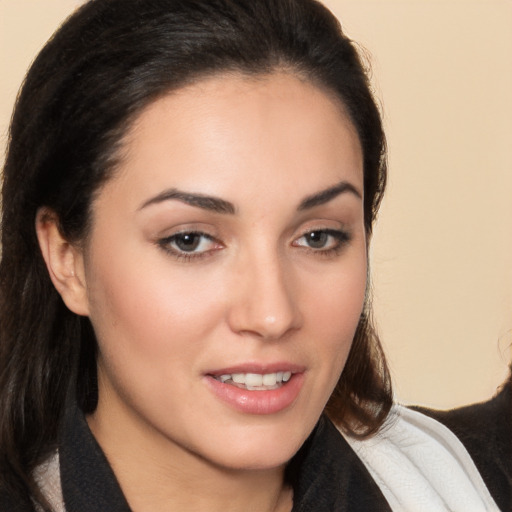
[1,0,511,409]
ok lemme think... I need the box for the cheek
[313,250,367,320]
[305,254,367,370]
[84,246,227,365]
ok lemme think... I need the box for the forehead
[104,72,363,210]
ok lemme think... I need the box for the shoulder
[415,381,511,439]
[412,382,511,511]
[0,451,62,512]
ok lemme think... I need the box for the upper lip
[206,362,306,376]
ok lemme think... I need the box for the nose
[226,252,303,341]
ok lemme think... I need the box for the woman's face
[80,72,367,471]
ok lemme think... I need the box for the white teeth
[262,373,277,386]
[245,373,263,387]
[216,371,293,388]
[232,373,245,384]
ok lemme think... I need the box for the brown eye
[160,231,219,256]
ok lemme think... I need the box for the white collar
[340,405,500,512]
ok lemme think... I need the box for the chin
[212,448,297,473]
[199,421,312,472]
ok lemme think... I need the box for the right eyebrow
[138,188,236,214]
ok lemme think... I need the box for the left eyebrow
[297,181,362,211]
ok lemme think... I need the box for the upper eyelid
[296,228,350,239]
[158,225,219,240]
[158,226,350,242]
[297,226,347,234]
[165,230,213,238]
[294,226,350,239]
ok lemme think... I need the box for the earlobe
[35,208,90,316]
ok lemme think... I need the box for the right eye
[159,231,221,260]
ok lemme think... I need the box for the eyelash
[158,228,351,262]
[158,231,221,262]
[292,228,351,257]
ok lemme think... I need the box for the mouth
[205,364,305,414]
[212,371,292,391]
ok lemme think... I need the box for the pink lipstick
[204,364,305,415]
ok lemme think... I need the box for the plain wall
[1,0,511,409]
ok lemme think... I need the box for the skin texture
[37,72,367,512]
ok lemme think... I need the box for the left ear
[35,208,90,316]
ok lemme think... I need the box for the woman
[0,1,500,510]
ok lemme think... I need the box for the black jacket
[416,381,512,511]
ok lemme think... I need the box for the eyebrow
[139,180,361,214]
[297,181,362,211]
[139,189,236,214]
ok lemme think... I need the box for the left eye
[293,229,349,250]
[162,232,217,254]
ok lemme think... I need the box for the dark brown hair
[0,0,390,507]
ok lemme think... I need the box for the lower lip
[205,373,305,415]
